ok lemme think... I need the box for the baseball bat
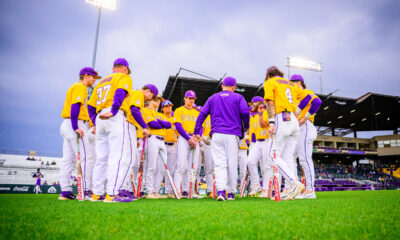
[239,169,249,198]
[213,171,216,198]
[159,153,180,199]
[76,135,84,201]
[272,137,280,202]
[136,138,146,198]
[189,149,195,199]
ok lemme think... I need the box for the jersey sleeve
[296,86,309,102]
[129,90,143,108]
[173,108,183,124]
[142,108,156,124]
[263,80,275,101]
[116,75,132,93]
[71,84,87,105]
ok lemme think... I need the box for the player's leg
[226,135,239,200]
[203,143,214,196]
[165,144,177,197]
[59,120,78,200]
[298,121,317,198]
[145,136,159,198]
[258,140,273,197]
[174,136,190,197]
[238,149,247,187]
[184,142,200,197]
[153,141,167,197]
[85,126,97,198]
[92,117,109,200]
[247,142,262,195]
[119,123,137,199]
[211,133,228,201]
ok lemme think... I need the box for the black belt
[188,133,193,136]
[150,135,164,141]
[256,139,266,142]
[165,142,175,146]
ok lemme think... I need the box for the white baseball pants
[247,140,272,191]
[211,133,239,194]
[85,127,97,191]
[92,108,131,196]
[60,119,88,192]
[146,135,167,194]
[238,149,248,185]
[295,120,317,191]
[164,143,177,194]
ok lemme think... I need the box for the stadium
[1,1,400,239]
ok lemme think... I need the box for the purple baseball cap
[144,84,158,99]
[290,74,304,82]
[185,90,196,98]
[113,58,131,74]
[79,67,102,79]
[161,100,173,108]
[251,96,264,103]
[222,76,236,86]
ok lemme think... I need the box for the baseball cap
[113,58,131,74]
[290,74,304,82]
[185,90,196,98]
[251,96,264,103]
[266,66,280,75]
[79,67,102,79]
[144,84,158,99]
[161,100,173,108]
[222,76,236,86]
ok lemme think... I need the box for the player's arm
[239,96,250,131]
[264,80,276,135]
[299,96,322,126]
[258,106,269,128]
[100,75,132,119]
[70,85,87,137]
[194,100,211,139]
[157,119,172,129]
[296,94,312,115]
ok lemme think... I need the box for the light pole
[86,0,116,95]
[287,57,323,94]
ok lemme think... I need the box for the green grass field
[1,191,399,240]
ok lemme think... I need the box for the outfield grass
[1,191,399,239]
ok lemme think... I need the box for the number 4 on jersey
[96,84,111,105]
[285,88,293,104]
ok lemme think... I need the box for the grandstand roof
[162,75,400,133]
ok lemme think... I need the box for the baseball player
[173,90,200,198]
[122,84,158,199]
[161,100,179,198]
[290,74,322,199]
[142,95,171,199]
[34,175,42,194]
[59,67,100,200]
[194,77,249,201]
[87,58,133,202]
[247,96,272,198]
[263,66,308,200]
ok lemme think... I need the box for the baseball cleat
[193,194,205,199]
[300,191,316,199]
[257,190,269,198]
[127,192,138,201]
[287,181,305,200]
[180,191,188,199]
[146,193,158,199]
[104,194,132,203]
[248,186,261,197]
[84,190,93,200]
[227,193,235,200]
[217,191,226,201]
[207,192,213,198]
[58,191,76,200]
[90,193,105,202]
[165,193,175,199]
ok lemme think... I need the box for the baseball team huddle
[59,57,322,202]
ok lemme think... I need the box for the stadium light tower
[86,0,117,68]
[287,57,323,94]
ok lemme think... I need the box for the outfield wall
[0,184,77,194]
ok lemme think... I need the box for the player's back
[89,72,132,113]
[264,76,306,114]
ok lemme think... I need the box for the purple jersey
[36,177,41,186]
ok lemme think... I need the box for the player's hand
[298,117,307,126]
[268,124,276,136]
[188,138,198,148]
[142,128,150,138]
[193,134,201,142]
[258,105,265,113]
[99,112,114,120]
[201,136,211,145]
[75,129,84,138]
[91,126,96,135]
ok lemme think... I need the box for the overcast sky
[0,0,399,155]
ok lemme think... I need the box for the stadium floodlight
[86,0,116,11]
[86,0,117,96]
[287,57,323,93]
